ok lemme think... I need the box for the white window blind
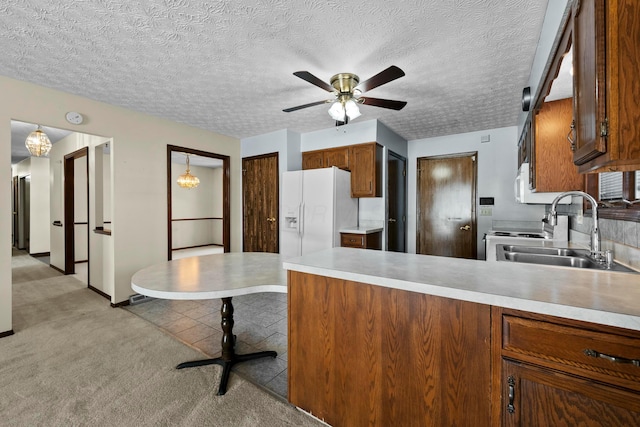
[599,171,623,201]
[636,171,640,196]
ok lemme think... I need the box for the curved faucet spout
[548,191,600,257]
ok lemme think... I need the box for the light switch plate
[480,207,492,216]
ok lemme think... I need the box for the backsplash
[568,214,640,270]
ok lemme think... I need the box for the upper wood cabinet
[532,98,584,192]
[301,150,324,170]
[301,142,383,198]
[573,0,640,172]
[302,146,349,170]
[323,146,350,169]
[349,142,383,197]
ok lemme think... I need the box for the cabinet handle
[567,119,576,152]
[584,349,640,367]
[507,376,516,414]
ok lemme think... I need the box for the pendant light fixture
[177,154,200,189]
[25,125,52,157]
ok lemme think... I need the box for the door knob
[388,218,396,223]
[460,225,471,231]
[266,217,276,222]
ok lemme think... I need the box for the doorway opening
[387,150,407,252]
[64,147,89,282]
[167,145,230,260]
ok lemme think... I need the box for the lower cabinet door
[502,359,640,427]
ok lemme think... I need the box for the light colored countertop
[282,247,640,332]
[339,226,383,234]
[132,253,287,300]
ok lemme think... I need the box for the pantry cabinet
[572,0,640,172]
[496,308,640,426]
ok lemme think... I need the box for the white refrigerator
[281,167,358,258]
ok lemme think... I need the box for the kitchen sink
[500,245,589,258]
[496,245,637,273]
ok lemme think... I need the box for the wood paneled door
[242,152,279,253]
[417,152,477,259]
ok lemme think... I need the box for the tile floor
[124,292,289,399]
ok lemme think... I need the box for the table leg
[175,296,277,395]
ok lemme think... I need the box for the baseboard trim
[30,252,50,258]
[50,264,65,274]
[111,300,130,308]
[0,330,15,339]
[88,285,110,301]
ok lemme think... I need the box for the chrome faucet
[546,191,602,259]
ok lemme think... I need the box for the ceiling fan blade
[293,71,334,92]
[356,65,405,93]
[360,97,407,110]
[283,99,331,113]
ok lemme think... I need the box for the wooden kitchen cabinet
[572,0,640,173]
[301,142,382,197]
[340,231,381,250]
[531,98,583,192]
[301,150,324,170]
[302,146,350,170]
[349,142,382,197]
[288,271,492,427]
[496,308,640,426]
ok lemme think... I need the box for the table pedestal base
[175,297,277,395]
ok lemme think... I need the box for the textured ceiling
[2,0,549,159]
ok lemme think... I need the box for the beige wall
[0,75,241,334]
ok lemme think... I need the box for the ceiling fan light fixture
[25,125,52,157]
[328,101,346,121]
[177,154,200,189]
[345,99,361,120]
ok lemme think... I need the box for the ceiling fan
[283,65,407,125]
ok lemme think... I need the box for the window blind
[599,171,623,201]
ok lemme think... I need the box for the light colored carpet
[2,250,324,427]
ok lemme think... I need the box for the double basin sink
[496,244,637,273]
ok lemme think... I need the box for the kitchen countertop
[282,247,640,332]
[339,226,383,234]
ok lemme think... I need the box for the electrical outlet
[480,207,492,216]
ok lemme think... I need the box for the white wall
[517,0,570,133]
[408,127,546,258]
[171,164,224,249]
[1,75,242,334]
[13,156,50,254]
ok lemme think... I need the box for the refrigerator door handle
[298,203,304,236]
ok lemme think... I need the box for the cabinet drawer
[502,315,640,389]
[340,233,365,248]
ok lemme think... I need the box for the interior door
[242,152,279,253]
[387,151,406,252]
[64,147,89,276]
[416,153,477,259]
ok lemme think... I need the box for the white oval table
[131,252,287,395]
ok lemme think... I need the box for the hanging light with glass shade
[25,125,52,157]
[177,154,200,189]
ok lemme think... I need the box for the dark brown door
[242,152,279,253]
[64,147,89,276]
[387,150,406,252]
[417,153,477,259]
